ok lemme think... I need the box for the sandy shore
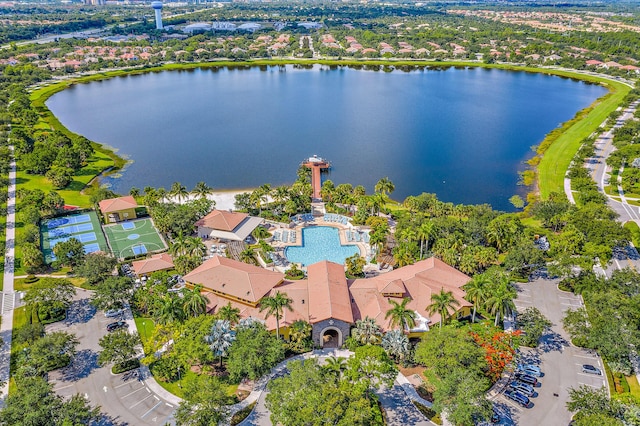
[163,190,252,211]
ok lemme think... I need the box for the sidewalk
[0,146,16,403]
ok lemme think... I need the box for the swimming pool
[285,226,359,267]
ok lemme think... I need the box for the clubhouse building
[183,256,472,347]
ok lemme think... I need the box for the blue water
[46,65,607,210]
[285,226,359,266]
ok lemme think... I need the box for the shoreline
[163,190,252,211]
[27,59,632,204]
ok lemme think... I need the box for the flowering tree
[469,324,521,382]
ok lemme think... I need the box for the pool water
[285,226,359,267]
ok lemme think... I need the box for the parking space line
[574,354,597,360]
[578,382,603,388]
[577,372,604,379]
[122,386,148,399]
[114,380,141,389]
[53,384,75,391]
[130,394,155,409]
[141,401,164,418]
[165,403,173,408]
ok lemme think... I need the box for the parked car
[490,408,500,423]
[582,364,602,375]
[517,364,542,377]
[105,309,124,318]
[509,381,535,397]
[515,372,538,386]
[106,321,127,332]
[504,389,530,408]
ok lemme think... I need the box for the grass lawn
[133,316,239,399]
[13,275,86,292]
[627,374,640,398]
[538,79,631,199]
[9,307,29,395]
[624,222,640,247]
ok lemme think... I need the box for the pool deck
[268,218,374,267]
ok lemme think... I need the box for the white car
[105,309,124,318]
[582,364,602,375]
[517,364,542,377]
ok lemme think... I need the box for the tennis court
[103,218,167,259]
[41,211,109,263]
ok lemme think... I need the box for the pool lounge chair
[283,231,289,243]
[273,231,281,242]
[363,233,370,243]
[355,233,361,242]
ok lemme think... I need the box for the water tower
[151,1,163,30]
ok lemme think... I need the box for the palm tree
[170,182,189,203]
[374,177,395,199]
[351,317,383,345]
[154,295,185,325]
[485,278,517,327]
[464,275,490,323]
[322,356,347,381]
[417,220,435,259]
[192,181,213,200]
[186,236,206,258]
[381,330,410,361]
[288,319,312,351]
[239,247,256,265]
[384,298,416,331]
[426,289,461,329]
[259,291,293,340]
[129,187,140,198]
[169,231,188,257]
[183,284,208,317]
[204,320,236,367]
[217,302,240,326]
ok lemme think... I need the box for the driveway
[490,278,606,426]
[47,289,176,425]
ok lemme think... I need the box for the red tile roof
[98,196,138,214]
[195,210,248,232]
[131,253,174,276]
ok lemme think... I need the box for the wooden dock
[301,155,330,200]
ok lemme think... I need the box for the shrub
[24,275,39,284]
[112,358,140,374]
[230,401,256,426]
[412,401,442,425]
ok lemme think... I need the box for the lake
[46,65,607,210]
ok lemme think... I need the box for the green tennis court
[103,218,167,259]
[41,211,109,264]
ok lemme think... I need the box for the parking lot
[47,289,176,425]
[489,277,607,426]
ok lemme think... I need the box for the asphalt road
[489,278,606,426]
[47,289,176,426]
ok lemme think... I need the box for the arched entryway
[320,327,342,348]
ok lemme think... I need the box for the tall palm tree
[384,298,416,331]
[217,302,241,326]
[351,316,383,345]
[204,320,236,367]
[381,330,410,361]
[183,284,208,317]
[169,231,188,257]
[417,220,435,259]
[259,291,293,340]
[170,182,189,203]
[485,278,517,327]
[464,275,490,323]
[374,177,395,199]
[186,236,206,258]
[192,181,213,200]
[129,187,140,198]
[426,289,460,329]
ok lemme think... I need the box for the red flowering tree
[469,324,521,382]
